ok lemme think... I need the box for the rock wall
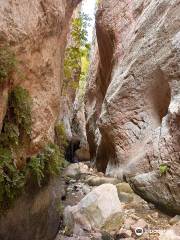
[0,0,80,157]
[0,178,65,240]
[0,0,81,239]
[59,3,88,159]
[85,0,180,213]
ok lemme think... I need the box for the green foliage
[0,46,17,85]
[0,123,19,148]
[0,86,32,210]
[0,142,66,210]
[159,164,169,176]
[0,86,32,153]
[63,13,90,91]
[0,146,25,209]
[8,86,32,135]
[27,143,66,187]
[26,156,44,187]
[41,143,65,176]
[55,122,68,150]
[0,86,67,210]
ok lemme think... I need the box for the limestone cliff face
[0,1,80,239]
[85,0,180,213]
[0,0,80,157]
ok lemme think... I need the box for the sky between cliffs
[82,0,96,42]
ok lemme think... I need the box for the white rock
[64,163,89,178]
[64,184,122,234]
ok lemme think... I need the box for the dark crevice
[65,138,80,163]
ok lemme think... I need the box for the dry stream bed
[54,163,180,240]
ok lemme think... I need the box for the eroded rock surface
[64,183,122,235]
[0,0,80,157]
[0,177,66,240]
[85,0,180,213]
[0,0,81,239]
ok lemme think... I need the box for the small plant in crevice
[0,46,17,85]
[159,163,169,176]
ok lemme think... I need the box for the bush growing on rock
[27,143,66,187]
[0,46,17,85]
[0,86,32,158]
[0,86,66,211]
[55,122,68,150]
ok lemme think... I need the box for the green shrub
[0,123,19,148]
[0,142,66,210]
[0,86,32,210]
[8,86,32,135]
[0,146,25,209]
[0,86,32,156]
[27,143,66,187]
[26,155,44,187]
[159,164,169,176]
[0,87,67,211]
[42,143,65,176]
[55,122,68,149]
[0,46,17,85]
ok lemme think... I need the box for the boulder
[75,147,90,162]
[64,184,122,234]
[86,176,120,186]
[116,183,134,203]
[64,163,89,179]
[116,183,134,194]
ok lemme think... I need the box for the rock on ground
[64,163,90,179]
[86,175,120,186]
[64,183,122,235]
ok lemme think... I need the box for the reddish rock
[85,0,180,213]
[0,0,81,239]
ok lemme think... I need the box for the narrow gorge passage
[0,0,180,240]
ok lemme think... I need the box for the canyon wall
[0,0,80,157]
[85,0,180,213]
[0,0,80,239]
